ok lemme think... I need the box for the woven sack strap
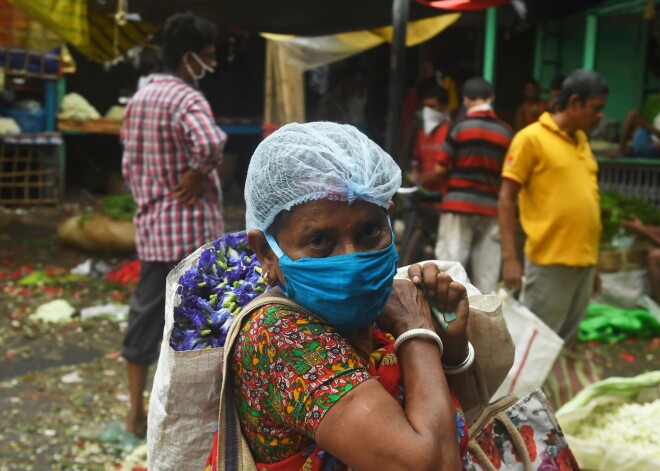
[216,292,316,471]
[467,394,532,471]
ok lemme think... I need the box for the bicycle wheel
[399,227,430,266]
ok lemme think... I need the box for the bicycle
[395,186,442,266]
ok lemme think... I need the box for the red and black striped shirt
[438,109,512,217]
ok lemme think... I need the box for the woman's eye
[363,224,382,238]
[308,235,331,249]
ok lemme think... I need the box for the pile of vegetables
[101,194,137,221]
[572,399,660,456]
[58,92,101,122]
[600,191,660,245]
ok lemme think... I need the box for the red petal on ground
[4,352,15,360]
[44,286,60,296]
[620,352,636,363]
[10,266,32,280]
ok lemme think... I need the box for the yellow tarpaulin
[10,0,158,62]
[262,13,461,71]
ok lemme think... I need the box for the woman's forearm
[398,338,462,470]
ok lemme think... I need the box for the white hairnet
[245,122,402,232]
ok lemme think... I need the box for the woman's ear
[247,230,275,267]
[388,200,395,218]
[247,229,280,286]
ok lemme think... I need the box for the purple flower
[199,248,218,272]
[171,328,202,351]
[210,307,233,329]
[178,267,202,295]
[170,231,268,352]
[235,283,258,305]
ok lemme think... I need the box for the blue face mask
[265,231,399,331]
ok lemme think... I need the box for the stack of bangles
[393,328,475,374]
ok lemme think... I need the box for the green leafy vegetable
[101,194,137,221]
[600,191,660,244]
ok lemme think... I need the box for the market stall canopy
[11,0,159,63]
[110,0,509,35]
[10,0,509,63]
[263,13,461,71]
[11,0,623,63]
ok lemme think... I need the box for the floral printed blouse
[229,303,471,468]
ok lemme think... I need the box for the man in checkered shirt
[120,13,227,437]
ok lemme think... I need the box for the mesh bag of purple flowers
[147,231,268,470]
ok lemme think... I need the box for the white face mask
[465,99,493,114]
[423,106,450,135]
[185,52,215,88]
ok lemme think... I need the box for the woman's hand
[378,279,435,338]
[407,263,470,366]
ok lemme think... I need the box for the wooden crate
[0,134,61,204]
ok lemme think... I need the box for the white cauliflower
[0,117,21,135]
[58,92,101,122]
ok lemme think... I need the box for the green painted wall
[594,16,648,125]
[561,15,587,75]
[536,14,649,127]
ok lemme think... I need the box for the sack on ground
[491,289,564,401]
[596,269,651,309]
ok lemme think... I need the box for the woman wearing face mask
[205,122,475,471]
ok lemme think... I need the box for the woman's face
[274,199,392,260]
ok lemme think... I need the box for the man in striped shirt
[120,13,227,436]
[434,78,512,293]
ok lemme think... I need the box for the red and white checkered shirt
[121,74,227,262]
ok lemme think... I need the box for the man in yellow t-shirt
[498,69,608,341]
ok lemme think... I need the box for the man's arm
[409,163,449,186]
[622,217,660,246]
[180,98,227,173]
[498,178,523,291]
[174,97,227,205]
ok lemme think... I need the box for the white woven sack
[492,289,564,401]
[394,260,481,297]
[147,243,224,471]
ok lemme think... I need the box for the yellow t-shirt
[502,112,601,266]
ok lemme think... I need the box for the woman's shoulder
[238,302,339,344]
